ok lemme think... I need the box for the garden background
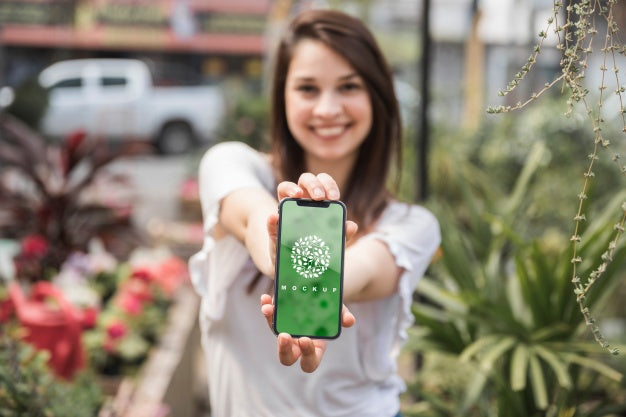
[1,0,625,416]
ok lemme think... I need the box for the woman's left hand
[260,294,355,373]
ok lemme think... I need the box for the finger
[316,173,340,200]
[277,333,300,366]
[297,173,325,200]
[267,212,279,242]
[276,181,303,201]
[260,294,274,330]
[341,304,355,328]
[298,337,326,373]
[267,213,279,275]
[345,220,358,245]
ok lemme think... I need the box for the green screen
[274,199,345,338]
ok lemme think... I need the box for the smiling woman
[189,8,440,417]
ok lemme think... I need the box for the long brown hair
[269,9,403,232]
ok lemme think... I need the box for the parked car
[38,58,225,154]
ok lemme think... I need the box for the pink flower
[117,292,143,315]
[125,279,153,302]
[106,321,127,340]
[20,235,49,258]
[152,257,189,295]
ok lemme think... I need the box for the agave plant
[405,142,626,416]
[0,113,148,277]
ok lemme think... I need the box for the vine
[488,0,626,355]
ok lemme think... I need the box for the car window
[50,78,82,90]
[100,77,127,87]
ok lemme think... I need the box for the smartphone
[273,198,346,339]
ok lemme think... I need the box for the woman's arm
[342,238,404,303]
[271,173,404,303]
[218,187,278,277]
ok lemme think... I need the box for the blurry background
[1,0,626,416]
[0,0,598,224]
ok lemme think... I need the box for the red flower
[20,235,49,258]
[131,268,154,283]
[0,298,14,323]
[106,321,127,340]
[80,307,99,329]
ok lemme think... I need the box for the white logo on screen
[291,235,330,279]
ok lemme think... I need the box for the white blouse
[189,141,441,417]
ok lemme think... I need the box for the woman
[189,8,440,417]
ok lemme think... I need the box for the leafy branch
[488,0,626,354]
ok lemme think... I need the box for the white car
[38,58,225,154]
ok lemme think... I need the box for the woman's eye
[339,82,362,92]
[297,85,318,94]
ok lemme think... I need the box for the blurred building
[3,0,625,127]
[0,0,279,86]
[429,0,626,126]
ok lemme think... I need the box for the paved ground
[108,151,201,229]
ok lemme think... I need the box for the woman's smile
[310,124,351,139]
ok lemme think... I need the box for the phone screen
[273,198,346,339]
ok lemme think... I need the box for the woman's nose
[313,91,342,118]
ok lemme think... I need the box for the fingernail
[329,189,339,200]
[313,188,324,198]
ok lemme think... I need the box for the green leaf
[510,344,529,391]
[117,334,150,361]
[416,278,468,314]
[459,335,500,363]
[529,354,548,410]
[533,345,572,389]
[503,141,547,217]
[564,353,624,382]
[460,366,488,414]
[478,336,516,373]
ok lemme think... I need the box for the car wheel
[157,122,195,154]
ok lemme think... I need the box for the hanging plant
[488,0,626,355]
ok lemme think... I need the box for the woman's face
[284,39,373,168]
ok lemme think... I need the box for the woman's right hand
[259,294,355,373]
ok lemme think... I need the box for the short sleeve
[364,203,440,294]
[196,141,274,235]
[188,142,274,319]
[368,203,440,332]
